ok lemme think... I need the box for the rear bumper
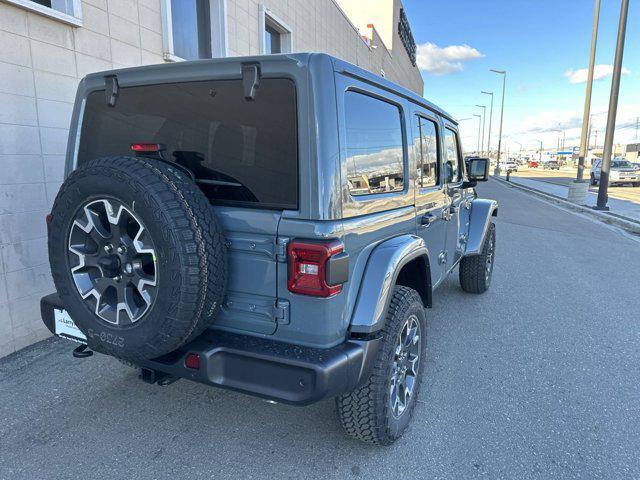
[40,293,380,405]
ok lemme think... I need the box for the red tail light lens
[287,240,344,297]
[130,143,162,152]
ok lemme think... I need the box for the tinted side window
[413,115,439,188]
[344,91,405,196]
[443,128,461,183]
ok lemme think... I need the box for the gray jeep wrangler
[40,53,497,445]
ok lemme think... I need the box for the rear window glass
[78,79,298,209]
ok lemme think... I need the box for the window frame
[343,88,408,199]
[259,5,293,54]
[160,0,227,62]
[413,113,441,191]
[443,126,463,184]
[4,0,83,26]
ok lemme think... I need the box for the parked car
[503,160,518,171]
[590,158,640,186]
[40,54,498,446]
[543,160,561,170]
[528,160,540,168]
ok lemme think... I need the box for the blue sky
[403,0,640,153]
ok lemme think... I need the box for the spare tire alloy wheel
[68,198,158,326]
[49,156,227,361]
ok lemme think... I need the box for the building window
[162,0,212,61]
[344,91,405,196]
[4,0,82,26]
[259,6,292,54]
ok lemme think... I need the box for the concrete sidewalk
[496,173,640,233]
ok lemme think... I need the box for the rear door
[410,111,448,285]
[77,78,299,335]
[442,124,465,271]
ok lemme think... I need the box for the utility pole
[537,140,543,162]
[596,0,629,211]
[594,130,598,150]
[473,114,482,154]
[482,91,494,158]
[491,69,507,175]
[476,105,486,156]
[576,0,601,182]
[513,141,522,158]
[635,116,639,142]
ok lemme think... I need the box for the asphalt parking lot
[1,180,639,480]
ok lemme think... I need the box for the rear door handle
[420,213,437,226]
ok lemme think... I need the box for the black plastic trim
[326,252,349,286]
[40,293,380,405]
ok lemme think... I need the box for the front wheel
[459,222,496,294]
[336,286,426,445]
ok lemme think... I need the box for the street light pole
[514,141,522,158]
[473,114,482,154]
[596,0,629,211]
[476,105,486,156]
[537,140,543,163]
[491,69,507,175]
[481,91,494,158]
[576,0,601,182]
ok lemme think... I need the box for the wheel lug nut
[117,245,126,254]
[124,263,133,274]
[104,244,113,253]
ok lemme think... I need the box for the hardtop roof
[82,52,456,125]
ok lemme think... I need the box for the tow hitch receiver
[72,344,93,358]
[140,367,180,386]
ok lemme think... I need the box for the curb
[491,176,640,236]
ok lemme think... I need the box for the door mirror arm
[461,179,477,189]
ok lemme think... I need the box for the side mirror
[468,157,489,182]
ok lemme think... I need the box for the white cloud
[564,64,631,84]
[416,42,484,75]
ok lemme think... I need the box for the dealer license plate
[54,308,87,344]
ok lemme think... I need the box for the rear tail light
[287,240,344,297]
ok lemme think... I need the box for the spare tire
[48,156,227,361]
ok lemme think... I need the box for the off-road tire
[336,286,427,445]
[48,156,227,362]
[459,222,496,294]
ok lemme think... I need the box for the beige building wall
[228,0,423,94]
[0,0,423,358]
[0,0,165,357]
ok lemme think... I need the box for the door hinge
[273,300,290,324]
[104,75,119,107]
[276,238,288,262]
